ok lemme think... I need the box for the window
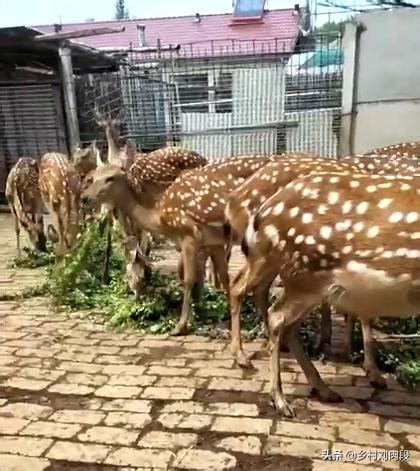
[233,0,265,18]
[214,72,233,113]
[177,74,208,113]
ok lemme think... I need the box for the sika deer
[226,154,376,365]
[81,155,273,341]
[227,152,419,373]
[39,153,81,257]
[6,158,47,254]
[242,171,420,416]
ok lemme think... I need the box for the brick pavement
[0,213,419,470]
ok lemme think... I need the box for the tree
[115,0,129,20]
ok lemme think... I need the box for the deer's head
[122,236,152,297]
[80,164,128,210]
[73,141,99,176]
[23,213,47,252]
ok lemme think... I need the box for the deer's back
[160,154,276,231]
[39,153,81,205]
[364,142,420,158]
[6,158,42,213]
[129,147,207,191]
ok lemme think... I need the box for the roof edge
[33,8,296,29]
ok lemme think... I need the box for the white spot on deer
[410,232,420,239]
[290,207,299,218]
[302,213,313,224]
[350,180,360,188]
[329,176,340,183]
[287,227,296,237]
[366,185,377,193]
[305,235,316,245]
[407,249,420,258]
[318,204,328,215]
[317,244,326,254]
[342,245,353,254]
[406,212,418,223]
[356,202,369,214]
[336,220,352,231]
[295,234,304,244]
[272,202,284,215]
[342,201,352,214]
[241,199,251,209]
[328,191,340,204]
[401,183,411,191]
[312,176,323,183]
[320,226,332,239]
[367,226,380,238]
[378,198,393,209]
[389,212,404,223]
[353,222,364,232]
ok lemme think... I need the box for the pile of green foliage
[8,246,55,269]
[42,217,319,349]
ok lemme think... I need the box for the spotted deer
[226,154,373,365]
[241,170,420,416]
[126,146,209,289]
[226,152,419,373]
[81,155,273,336]
[6,158,47,254]
[38,153,81,256]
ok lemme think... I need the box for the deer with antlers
[241,170,420,416]
[38,153,81,257]
[81,154,274,338]
[6,158,47,255]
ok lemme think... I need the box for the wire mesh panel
[76,33,342,160]
[0,82,67,193]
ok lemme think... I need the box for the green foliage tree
[115,0,129,20]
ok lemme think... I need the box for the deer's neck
[105,127,120,164]
[116,185,162,235]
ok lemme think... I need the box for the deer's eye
[105,176,114,183]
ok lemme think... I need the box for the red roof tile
[34,9,300,55]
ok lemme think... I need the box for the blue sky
[1,0,348,27]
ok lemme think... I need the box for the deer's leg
[208,245,230,296]
[269,292,342,417]
[230,257,269,368]
[361,318,387,389]
[252,271,277,351]
[344,314,356,360]
[318,302,333,359]
[192,249,207,300]
[12,210,21,256]
[229,266,253,368]
[171,236,199,336]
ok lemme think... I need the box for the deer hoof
[236,350,256,369]
[368,372,387,389]
[316,387,343,403]
[272,395,296,418]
